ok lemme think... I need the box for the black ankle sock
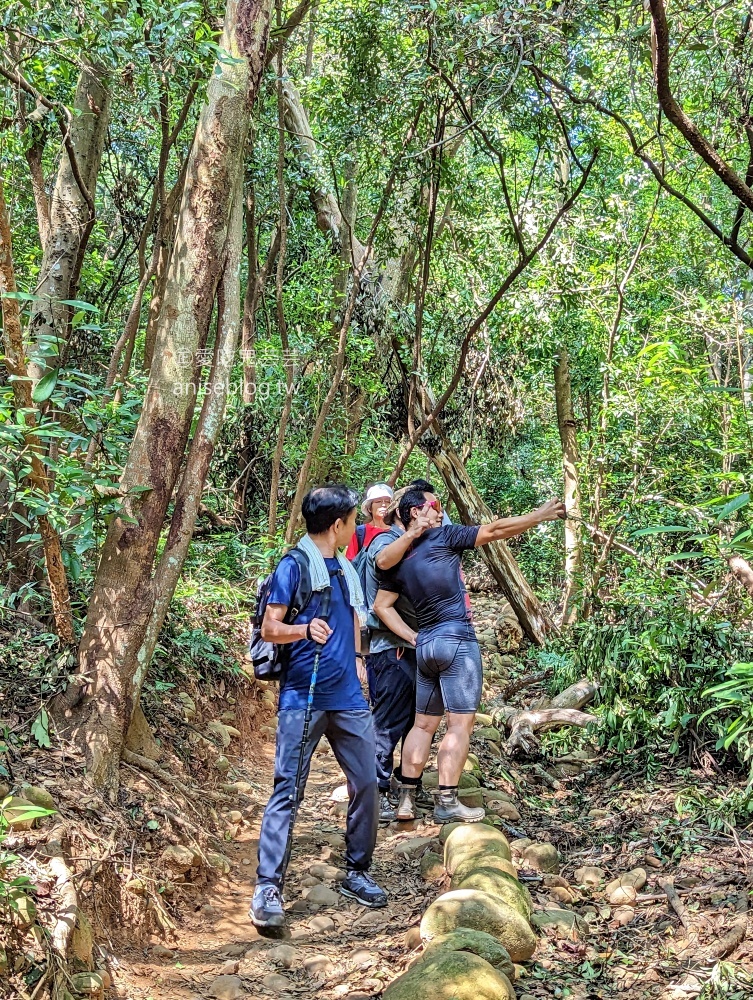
[401,775,420,786]
[438,784,458,793]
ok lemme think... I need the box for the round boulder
[522,842,559,874]
[450,853,519,889]
[457,867,533,919]
[444,824,511,877]
[383,949,515,1000]
[417,928,514,979]
[420,888,536,962]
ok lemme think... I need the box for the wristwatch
[355,653,366,662]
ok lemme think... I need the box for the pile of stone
[383,824,537,1000]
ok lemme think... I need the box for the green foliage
[547,577,749,758]
[0,795,56,917]
[700,663,753,772]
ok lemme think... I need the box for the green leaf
[146,819,160,831]
[630,525,690,537]
[31,370,58,403]
[31,708,51,749]
[59,299,98,312]
[715,493,750,523]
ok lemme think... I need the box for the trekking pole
[280,585,332,889]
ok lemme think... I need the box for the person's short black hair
[398,489,428,529]
[408,478,435,494]
[302,484,358,534]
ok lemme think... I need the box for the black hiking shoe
[250,883,285,928]
[379,792,396,824]
[339,870,388,908]
[415,783,434,809]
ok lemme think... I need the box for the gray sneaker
[250,883,285,928]
[379,792,396,824]
[433,789,485,824]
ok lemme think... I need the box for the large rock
[574,865,605,887]
[208,974,245,999]
[420,889,536,962]
[474,727,502,744]
[383,949,515,1000]
[450,854,519,888]
[457,867,533,919]
[605,868,647,897]
[3,796,39,829]
[522,842,559,874]
[420,852,444,881]
[160,844,197,874]
[417,929,514,979]
[21,785,56,812]
[444,825,511,880]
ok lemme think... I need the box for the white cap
[361,483,394,518]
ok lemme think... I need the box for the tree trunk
[27,57,111,382]
[554,342,582,624]
[0,176,74,643]
[129,175,245,716]
[62,0,273,795]
[428,431,552,645]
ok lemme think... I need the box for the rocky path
[113,735,442,1000]
[108,595,753,1000]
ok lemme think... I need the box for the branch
[266,0,313,67]
[533,67,753,272]
[390,149,598,480]
[648,0,753,214]
[0,59,94,213]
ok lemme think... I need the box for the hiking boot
[395,784,417,821]
[415,783,434,810]
[379,792,396,824]
[390,772,432,811]
[249,883,285,928]
[433,788,485,824]
[340,870,388,908]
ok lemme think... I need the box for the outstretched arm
[475,499,565,547]
[373,590,417,646]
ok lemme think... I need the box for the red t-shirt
[345,524,386,561]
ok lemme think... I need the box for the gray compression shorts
[415,630,482,716]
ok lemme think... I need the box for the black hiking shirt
[377,524,480,641]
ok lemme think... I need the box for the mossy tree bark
[60,0,273,794]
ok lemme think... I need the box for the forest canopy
[0,0,752,797]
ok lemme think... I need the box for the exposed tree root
[40,828,78,1000]
[121,748,233,804]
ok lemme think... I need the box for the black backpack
[249,547,313,681]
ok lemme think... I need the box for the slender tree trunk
[554,342,582,624]
[0,176,74,643]
[268,38,293,541]
[129,174,245,714]
[27,57,111,382]
[60,0,273,795]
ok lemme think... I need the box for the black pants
[367,647,417,792]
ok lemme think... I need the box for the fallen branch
[660,877,694,934]
[506,709,597,755]
[40,829,78,1000]
[501,668,552,700]
[701,891,748,961]
[121,748,232,804]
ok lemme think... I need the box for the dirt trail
[115,738,437,1000]
[108,595,753,1000]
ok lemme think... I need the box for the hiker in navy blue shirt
[374,488,565,824]
[250,485,386,930]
